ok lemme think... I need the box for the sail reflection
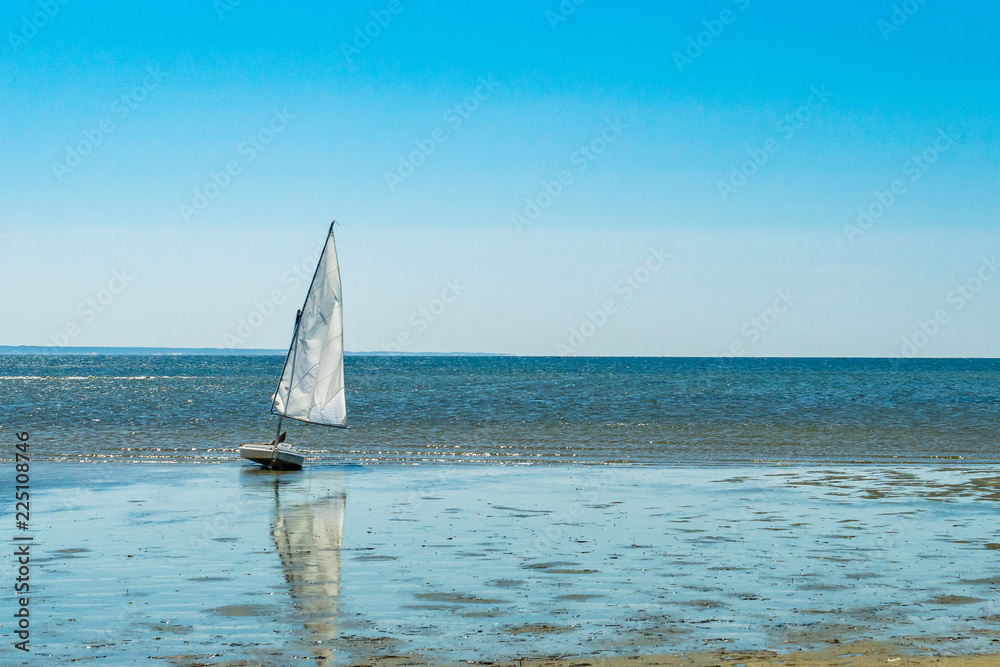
[243,470,346,663]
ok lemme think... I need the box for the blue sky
[2,0,998,355]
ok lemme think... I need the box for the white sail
[271,224,347,428]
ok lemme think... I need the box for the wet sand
[466,643,1000,667]
[2,463,998,665]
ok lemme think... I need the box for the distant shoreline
[0,346,511,356]
[1,346,996,359]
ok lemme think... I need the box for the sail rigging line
[271,308,304,463]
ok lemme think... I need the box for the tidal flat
[2,463,999,665]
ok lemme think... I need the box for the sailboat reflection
[242,469,346,663]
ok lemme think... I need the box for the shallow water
[2,355,999,464]
[3,463,999,664]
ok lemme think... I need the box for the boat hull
[239,443,305,471]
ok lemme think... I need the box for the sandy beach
[469,644,1000,667]
[162,642,1000,666]
[3,462,998,665]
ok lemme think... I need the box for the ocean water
[2,355,998,464]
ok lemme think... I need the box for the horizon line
[0,346,997,360]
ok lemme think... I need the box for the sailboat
[239,221,347,470]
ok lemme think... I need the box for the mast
[273,308,304,453]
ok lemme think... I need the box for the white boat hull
[239,443,306,471]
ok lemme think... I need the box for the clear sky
[2,0,998,356]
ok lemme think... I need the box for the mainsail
[270,223,347,428]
